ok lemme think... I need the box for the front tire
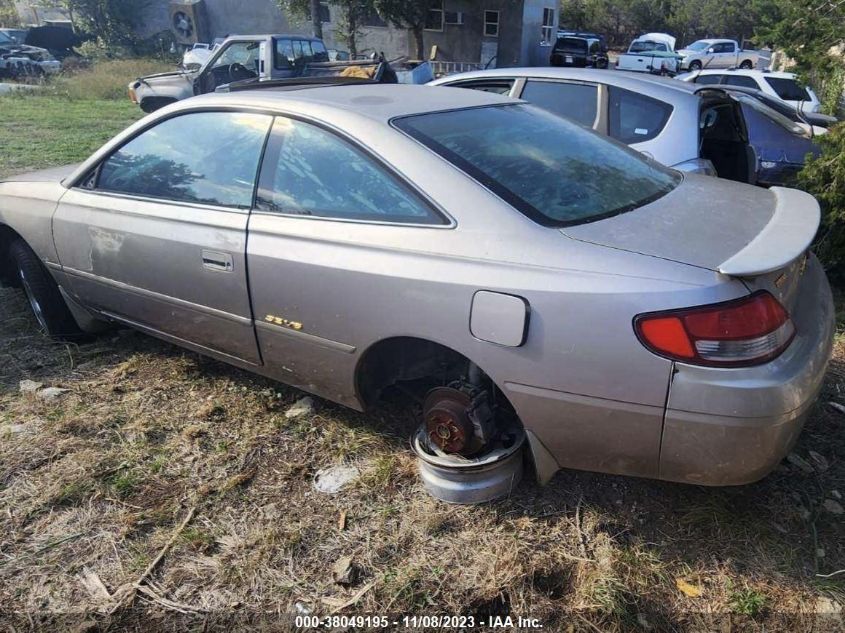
[9,240,82,338]
[688,60,702,71]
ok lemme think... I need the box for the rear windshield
[394,104,681,227]
[630,41,666,53]
[764,77,811,102]
[554,37,588,53]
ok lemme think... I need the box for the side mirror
[707,48,715,54]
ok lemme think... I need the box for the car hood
[2,163,80,183]
[561,174,819,276]
[137,69,197,84]
[0,42,52,58]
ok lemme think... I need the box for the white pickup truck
[615,33,681,75]
[676,39,759,72]
[128,34,330,113]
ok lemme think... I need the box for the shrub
[800,123,845,279]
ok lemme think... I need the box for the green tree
[332,0,376,58]
[276,0,325,38]
[58,0,151,48]
[373,0,440,59]
[0,0,20,28]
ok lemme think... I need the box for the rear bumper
[659,256,834,485]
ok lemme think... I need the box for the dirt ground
[0,281,844,632]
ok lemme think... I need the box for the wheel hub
[423,387,477,455]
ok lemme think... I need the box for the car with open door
[0,84,833,495]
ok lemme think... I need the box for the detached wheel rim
[19,269,47,330]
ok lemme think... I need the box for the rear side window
[275,38,294,68]
[608,86,673,143]
[256,117,443,224]
[765,77,811,102]
[725,75,760,89]
[695,74,724,85]
[97,112,272,208]
[395,104,680,227]
[521,80,598,127]
[447,79,514,95]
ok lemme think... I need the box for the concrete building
[15,0,559,67]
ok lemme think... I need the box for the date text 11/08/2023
[295,615,545,628]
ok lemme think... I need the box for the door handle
[202,249,234,272]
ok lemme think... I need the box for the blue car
[727,90,821,187]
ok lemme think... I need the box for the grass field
[0,88,844,631]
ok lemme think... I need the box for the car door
[515,79,606,130]
[715,42,735,67]
[195,40,260,93]
[53,110,273,364]
[246,115,450,405]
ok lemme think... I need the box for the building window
[541,7,555,44]
[484,10,499,37]
[425,1,444,31]
[361,8,387,27]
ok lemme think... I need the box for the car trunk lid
[561,175,820,311]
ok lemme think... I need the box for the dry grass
[52,58,176,101]
[0,285,844,631]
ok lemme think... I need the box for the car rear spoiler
[717,187,820,277]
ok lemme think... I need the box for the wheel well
[0,224,23,287]
[355,337,470,408]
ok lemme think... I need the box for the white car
[678,69,822,113]
[676,39,758,71]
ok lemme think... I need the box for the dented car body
[0,85,834,487]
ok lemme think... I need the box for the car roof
[174,83,516,123]
[430,67,702,100]
[694,69,796,79]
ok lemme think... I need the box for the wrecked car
[0,85,833,502]
[0,29,61,78]
[128,34,329,112]
[616,33,681,75]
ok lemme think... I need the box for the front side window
[608,86,673,143]
[765,77,811,102]
[212,41,260,72]
[97,112,272,208]
[395,104,680,227]
[484,10,499,37]
[256,117,443,225]
[521,80,598,127]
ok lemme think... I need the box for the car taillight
[634,291,795,367]
[128,87,137,104]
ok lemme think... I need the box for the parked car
[0,85,833,491]
[676,39,758,71]
[709,84,836,134]
[0,29,61,78]
[129,34,330,112]
[724,90,821,186]
[616,33,681,75]
[677,69,823,113]
[432,68,769,184]
[550,33,608,68]
[0,28,28,44]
